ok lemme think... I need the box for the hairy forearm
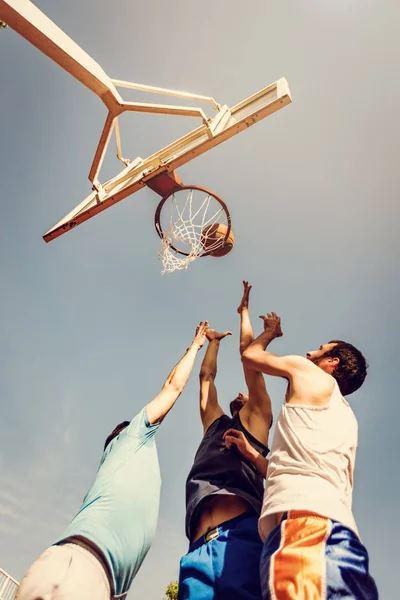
[170,343,201,392]
[200,339,220,379]
[239,308,254,354]
[241,443,268,478]
[146,342,201,424]
[163,358,183,388]
[242,329,278,372]
[245,329,276,355]
[224,427,269,479]
[146,320,209,425]
[250,452,269,479]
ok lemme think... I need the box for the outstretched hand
[206,328,232,342]
[223,428,256,462]
[237,280,252,314]
[193,321,209,348]
[259,312,283,339]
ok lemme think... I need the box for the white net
[157,188,230,274]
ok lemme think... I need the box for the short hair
[324,340,368,396]
[104,420,130,451]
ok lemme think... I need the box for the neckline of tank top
[213,412,270,454]
[283,380,350,411]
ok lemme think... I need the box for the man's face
[230,392,249,416]
[306,342,338,372]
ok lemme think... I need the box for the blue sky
[0,0,399,598]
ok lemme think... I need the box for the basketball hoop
[154,186,232,274]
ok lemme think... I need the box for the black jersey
[185,413,269,540]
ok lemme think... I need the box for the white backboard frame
[43,79,291,241]
[0,0,292,243]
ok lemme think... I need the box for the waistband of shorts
[189,511,257,551]
[280,510,330,523]
[57,537,129,598]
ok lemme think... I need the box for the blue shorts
[260,511,378,600]
[179,512,263,600]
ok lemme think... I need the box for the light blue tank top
[54,407,161,595]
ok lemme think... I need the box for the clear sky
[0,0,399,598]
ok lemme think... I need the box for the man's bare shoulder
[287,365,336,406]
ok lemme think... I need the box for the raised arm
[242,313,335,406]
[242,312,297,379]
[237,281,255,355]
[146,322,208,425]
[237,282,273,444]
[200,328,232,434]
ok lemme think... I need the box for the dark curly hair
[104,420,130,451]
[324,340,368,396]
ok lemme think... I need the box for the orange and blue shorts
[260,511,378,600]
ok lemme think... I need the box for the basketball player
[242,312,378,599]
[178,282,274,600]
[16,322,209,600]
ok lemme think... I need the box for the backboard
[0,0,292,244]
[43,78,291,242]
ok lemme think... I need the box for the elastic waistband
[189,511,256,551]
[56,540,130,598]
[281,511,329,523]
[57,537,130,598]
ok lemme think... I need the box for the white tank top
[259,382,358,541]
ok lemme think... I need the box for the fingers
[224,435,238,449]
[237,281,252,313]
[223,429,244,440]
[224,435,235,449]
[223,429,246,452]
[259,313,280,320]
[242,281,252,298]
[224,434,245,452]
[206,329,232,341]
[195,321,209,344]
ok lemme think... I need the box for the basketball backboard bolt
[92,181,106,203]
